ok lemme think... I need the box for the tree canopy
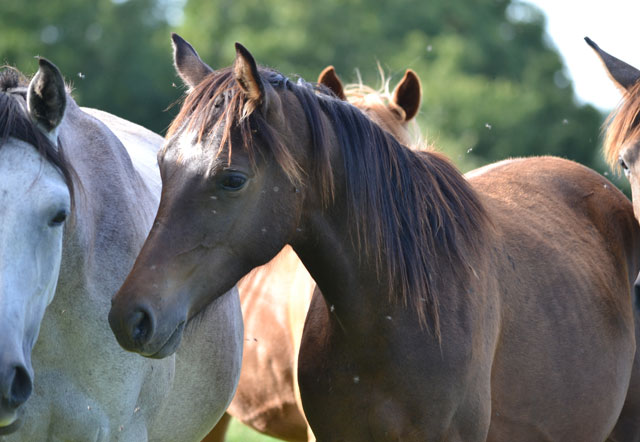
[0,0,611,180]
[178,0,606,174]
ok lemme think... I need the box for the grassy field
[223,418,281,442]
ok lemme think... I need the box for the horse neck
[289,99,486,334]
[54,100,160,307]
[291,136,414,330]
[292,204,377,330]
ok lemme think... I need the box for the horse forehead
[162,129,216,177]
[621,141,640,164]
[0,137,68,197]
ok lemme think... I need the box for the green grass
[224,418,282,442]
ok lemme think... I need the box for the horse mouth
[0,408,21,435]
[146,320,186,359]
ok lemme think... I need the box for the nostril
[130,308,154,345]
[8,365,32,408]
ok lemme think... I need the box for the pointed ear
[27,57,66,133]
[392,69,421,121]
[172,33,213,89]
[585,37,640,92]
[233,43,264,102]
[318,66,346,100]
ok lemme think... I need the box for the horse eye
[49,209,68,227]
[619,157,629,170]
[220,174,247,191]
[619,157,632,177]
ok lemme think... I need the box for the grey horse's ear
[27,57,66,133]
[585,37,640,92]
[172,33,214,90]
[392,69,421,122]
[318,66,346,100]
[233,43,264,103]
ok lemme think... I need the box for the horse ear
[233,43,264,103]
[172,33,213,89]
[585,37,640,92]
[392,69,421,122]
[318,66,346,100]
[27,57,66,133]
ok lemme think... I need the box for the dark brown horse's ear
[27,57,66,133]
[392,69,421,122]
[318,66,346,100]
[234,43,264,103]
[585,37,640,92]
[171,33,213,90]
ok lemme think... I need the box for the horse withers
[587,36,640,442]
[110,38,640,441]
[0,58,242,441]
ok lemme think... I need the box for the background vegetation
[0,0,623,439]
[0,0,613,176]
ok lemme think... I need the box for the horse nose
[109,304,156,351]
[1,364,32,409]
[130,308,154,344]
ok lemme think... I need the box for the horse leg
[200,412,232,442]
[607,312,640,442]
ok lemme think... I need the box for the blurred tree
[0,0,181,133]
[178,0,607,175]
[0,0,613,181]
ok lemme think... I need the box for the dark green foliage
[0,0,180,133]
[0,0,612,181]
[178,0,607,175]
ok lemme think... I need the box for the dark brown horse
[587,37,640,442]
[109,36,640,441]
[203,66,422,442]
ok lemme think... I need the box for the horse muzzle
[0,356,32,434]
[108,298,187,359]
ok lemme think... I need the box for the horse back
[470,156,640,289]
[469,156,640,441]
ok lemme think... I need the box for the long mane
[603,81,640,170]
[168,66,489,336]
[0,67,75,208]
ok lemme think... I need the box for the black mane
[0,68,75,209]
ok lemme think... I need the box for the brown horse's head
[587,37,640,219]
[109,35,461,357]
[317,65,421,147]
[109,35,326,357]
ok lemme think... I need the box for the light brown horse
[202,66,421,442]
[109,37,640,441]
[587,37,640,442]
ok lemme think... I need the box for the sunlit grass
[223,418,282,442]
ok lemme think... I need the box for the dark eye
[220,173,247,191]
[619,157,628,170]
[49,210,68,227]
[619,156,631,177]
